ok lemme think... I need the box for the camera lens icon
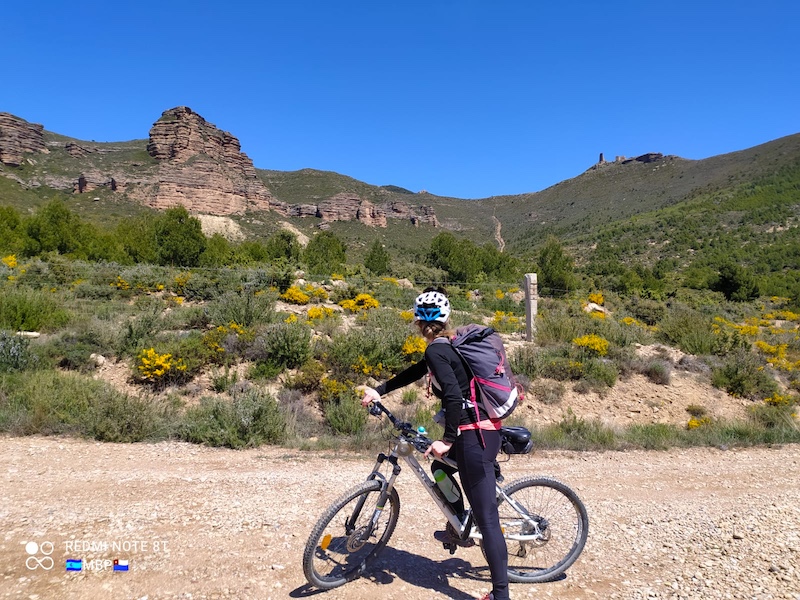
[25,541,55,570]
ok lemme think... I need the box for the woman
[361,288,509,600]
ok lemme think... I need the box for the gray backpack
[434,324,522,420]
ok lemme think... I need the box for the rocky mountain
[0,107,439,228]
[0,112,46,166]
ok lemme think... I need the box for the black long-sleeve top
[375,339,488,443]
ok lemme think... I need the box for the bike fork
[346,453,401,537]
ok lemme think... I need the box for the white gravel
[1,436,799,600]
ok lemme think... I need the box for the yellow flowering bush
[687,416,712,430]
[339,293,380,313]
[307,306,335,323]
[136,348,187,384]
[111,276,130,290]
[489,311,521,333]
[713,316,759,337]
[319,377,350,403]
[202,323,251,360]
[494,289,505,300]
[285,314,298,324]
[572,334,609,357]
[173,272,192,292]
[351,355,386,377]
[399,310,415,323]
[764,392,795,407]
[281,286,311,305]
[302,283,329,302]
[588,292,604,305]
[402,335,427,359]
[2,254,17,269]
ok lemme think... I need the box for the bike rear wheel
[302,479,400,589]
[486,476,588,583]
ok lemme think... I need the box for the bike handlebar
[368,400,433,453]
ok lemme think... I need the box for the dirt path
[2,436,799,600]
[491,214,505,252]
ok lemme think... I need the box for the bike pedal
[444,542,456,555]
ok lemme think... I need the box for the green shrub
[0,370,174,441]
[0,286,71,331]
[206,289,279,328]
[0,331,39,372]
[277,388,322,439]
[84,393,180,442]
[247,360,284,381]
[116,307,163,357]
[324,389,367,435]
[180,390,287,448]
[401,389,419,405]
[286,359,326,392]
[323,321,407,381]
[749,401,798,430]
[530,380,566,405]
[535,410,617,450]
[41,328,111,371]
[711,350,779,400]
[247,322,312,369]
[509,344,543,379]
[623,423,679,450]
[657,306,716,355]
[535,305,582,346]
[642,360,672,385]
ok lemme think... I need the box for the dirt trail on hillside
[2,436,799,600]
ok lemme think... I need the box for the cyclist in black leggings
[361,288,509,600]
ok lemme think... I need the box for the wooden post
[524,273,538,342]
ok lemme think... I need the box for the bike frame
[360,403,543,545]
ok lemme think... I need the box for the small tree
[538,236,575,296]
[364,240,390,275]
[265,230,302,263]
[154,206,207,267]
[304,231,346,275]
[713,262,760,302]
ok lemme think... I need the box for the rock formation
[0,112,47,166]
[141,106,273,214]
[0,106,438,227]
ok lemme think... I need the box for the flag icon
[66,559,82,571]
[113,559,129,572]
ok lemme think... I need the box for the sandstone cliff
[0,112,47,166]
[138,106,273,214]
[0,106,438,227]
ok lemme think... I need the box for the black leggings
[455,429,509,600]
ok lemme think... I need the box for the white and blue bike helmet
[413,290,451,323]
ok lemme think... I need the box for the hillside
[2,108,799,261]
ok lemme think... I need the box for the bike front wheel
[302,479,400,589]
[486,476,589,583]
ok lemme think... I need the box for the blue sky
[2,0,798,199]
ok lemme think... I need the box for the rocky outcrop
[1,107,438,227]
[270,195,438,228]
[140,107,272,214]
[387,201,439,227]
[0,112,46,166]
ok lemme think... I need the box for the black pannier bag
[500,426,533,455]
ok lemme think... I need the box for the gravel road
[2,436,799,600]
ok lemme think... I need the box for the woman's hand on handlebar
[359,386,381,407]
[424,439,453,460]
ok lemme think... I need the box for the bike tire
[302,479,400,589]
[483,476,588,583]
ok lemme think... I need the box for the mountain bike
[302,400,589,590]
